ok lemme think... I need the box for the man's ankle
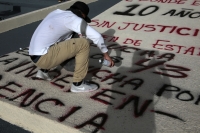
[73,81,82,86]
[41,69,49,73]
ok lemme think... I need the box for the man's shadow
[97,48,174,133]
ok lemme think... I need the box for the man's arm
[69,18,115,67]
[85,25,114,67]
[103,52,115,67]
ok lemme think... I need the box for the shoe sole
[70,87,98,93]
[35,76,52,81]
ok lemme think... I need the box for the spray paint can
[99,59,111,67]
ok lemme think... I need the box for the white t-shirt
[29,9,108,55]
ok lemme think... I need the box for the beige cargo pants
[36,38,89,82]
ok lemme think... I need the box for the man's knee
[81,38,90,49]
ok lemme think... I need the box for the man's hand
[103,52,115,67]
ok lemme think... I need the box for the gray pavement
[0,0,120,133]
